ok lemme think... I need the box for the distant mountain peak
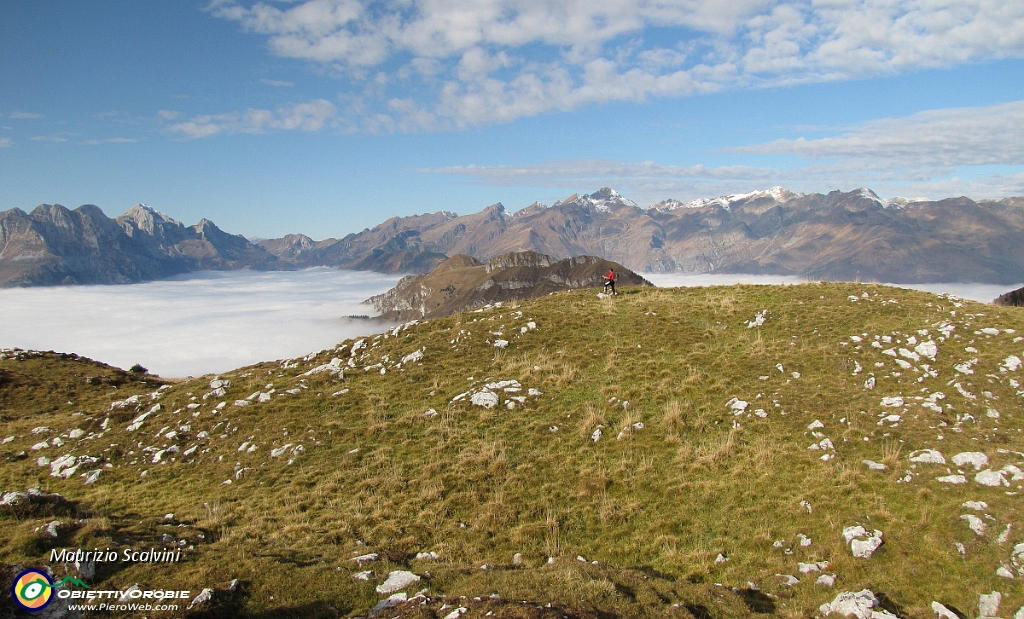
[651,186,800,212]
[119,203,182,233]
[886,196,930,207]
[513,202,549,218]
[554,188,639,213]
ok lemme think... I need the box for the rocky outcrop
[994,285,1024,307]
[366,251,651,321]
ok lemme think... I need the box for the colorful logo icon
[11,569,53,612]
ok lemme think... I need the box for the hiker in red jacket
[603,268,617,295]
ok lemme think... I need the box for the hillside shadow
[734,586,776,614]
[875,591,907,618]
[241,602,345,619]
[683,605,713,619]
[183,580,253,618]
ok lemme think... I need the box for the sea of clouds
[0,269,1017,378]
[0,269,403,378]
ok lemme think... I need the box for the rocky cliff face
[0,204,280,287]
[366,250,651,322]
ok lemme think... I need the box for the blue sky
[2,0,1023,240]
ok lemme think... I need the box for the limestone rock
[843,526,883,558]
[952,452,988,470]
[375,570,420,595]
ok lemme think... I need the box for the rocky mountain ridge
[0,203,278,286]
[3,186,1024,287]
[259,186,1024,285]
[366,250,651,321]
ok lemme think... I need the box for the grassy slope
[2,283,1024,618]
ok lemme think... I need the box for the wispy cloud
[167,98,338,138]
[261,78,295,87]
[30,134,71,143]
[208,0,1024,129]
[0,137,12,148]
[426,100,1024,201]
[426,159,808,205]
[735,100,1024,168]
[81,137,142,145]
[8,111,44,120]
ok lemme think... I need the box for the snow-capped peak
[585,188,638,212]
[852,188,929,209]
[555,188,639,213]
[855,187,887,208]
[883,196,929,209]
[513,202,549,217]
[651,186,798,212]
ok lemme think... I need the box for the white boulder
[470,390,499,408]
[960,514,987,536]
[819,590,889,618]
[975,469,1008,487]
[375,570,420,595]
[951,452,988,470]
[978,591,1001,619]
[842,526,883,558]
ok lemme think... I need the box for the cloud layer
[204,0,1024,130]
[0,269,401,378]
[427,99,1024,201]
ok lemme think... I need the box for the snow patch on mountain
[650,186,798,212]
[556,188,638,213]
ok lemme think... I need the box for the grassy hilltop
[2,283,1024,618]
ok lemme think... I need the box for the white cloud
[0,137,11,148]
[0,269,402,377]
[8,111,44,120]
[167,98,338,138]
[737,100,1024,168]
[425,101,1024,201]
[209,0,1024,128]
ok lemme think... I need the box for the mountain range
[3,187,1024,287]
[0,203,276,286]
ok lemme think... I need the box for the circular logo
[11,569,53,612]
